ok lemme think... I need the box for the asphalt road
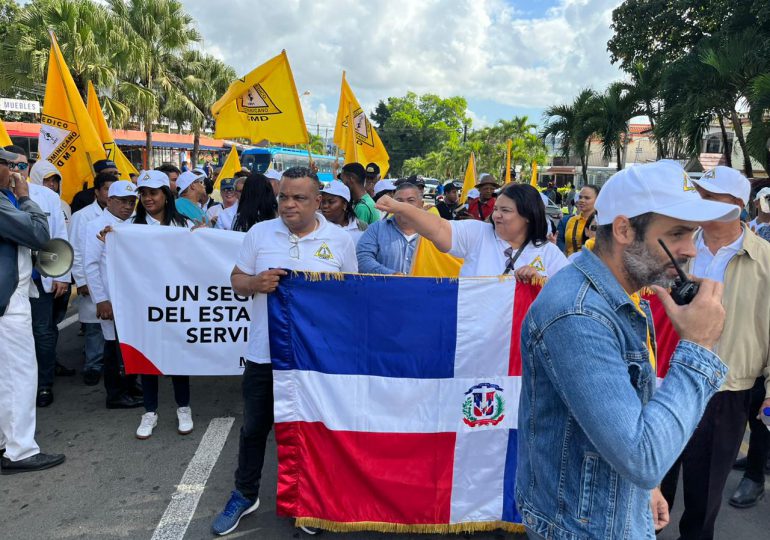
[2,317,768,540]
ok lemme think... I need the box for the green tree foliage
[541,89,598,180]
[372,92,471,175]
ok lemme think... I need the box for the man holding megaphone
[0,146,66,475]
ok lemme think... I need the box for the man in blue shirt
[356,182,423,274]
[516,161,739,539]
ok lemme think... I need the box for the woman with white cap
[320,180,368,244]
[375,183,568,281]
[131,170,194,439]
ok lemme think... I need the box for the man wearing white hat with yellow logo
[749,186,770,234]
[660,166,770,538]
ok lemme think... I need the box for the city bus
[240,147,337,183]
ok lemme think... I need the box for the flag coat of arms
[333,72,389,178]
[268,273,540,533]
[39,33,106,203]
[210,50,308,145]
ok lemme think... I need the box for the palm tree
[541,89,597,181]
[108,0,201,167]
[587,82,643,171]
[746,73,770,175]
[0,0,119,100]
[627,59,664,158]
[165,50,235,164]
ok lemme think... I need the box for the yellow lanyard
[628,293,656,371]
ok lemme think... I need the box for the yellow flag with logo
[86,82,137,180]
[0,116,12,147]
[215,145,241,191]
[39,33,106,203]
[530,161,538,188]
[333,72,389,178]
[211,50,308,145]
[459,152,477,205]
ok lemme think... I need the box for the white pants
[0,287,40,461]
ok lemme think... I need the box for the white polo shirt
[450,220,568,278]
[215,203,238,231]
[235,213,358,363]
[692,230,744,283]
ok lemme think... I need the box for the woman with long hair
[375,183,568,280]
[231,172,277,233]
[131,171,194,440]
[560,185,599,256]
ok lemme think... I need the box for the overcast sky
[186,0,625,131]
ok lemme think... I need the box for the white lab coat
[84,210,123,340]
[70,201,104,323]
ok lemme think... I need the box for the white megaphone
[34,238,74,278]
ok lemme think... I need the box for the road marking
[57,314,79,330]
[151,417,235,540]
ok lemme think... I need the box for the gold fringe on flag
[294,517,526,534]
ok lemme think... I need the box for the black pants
[141,375,190,413]
[102,339,138,402]
[661,389,751,540]
[743,377,770,483]
[234,361,273,501]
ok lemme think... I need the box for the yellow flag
[39,33,105,203]
[530,161,539,188]
[410,237,463,278]
[333,72,389,178]
[215,145,241,191]
[0,116,11,147]
[505,140,512,184]
[459,152,477,205]
[211,50,307,145]
[86,82,137,180]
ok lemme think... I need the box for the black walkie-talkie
[657,238,699,305]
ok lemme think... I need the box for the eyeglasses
[288,233,300,259]
[9,162,28,171]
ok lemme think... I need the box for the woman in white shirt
[320,180,367,244]
[376,183,568,280]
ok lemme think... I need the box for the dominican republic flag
[268,273,539,533]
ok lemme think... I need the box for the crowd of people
[2,144,770,540]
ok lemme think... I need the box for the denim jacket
[516,249,727,540]
[356,217,418,274]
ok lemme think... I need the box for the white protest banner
[106,224,251,375]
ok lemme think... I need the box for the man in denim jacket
[516,161,739,539]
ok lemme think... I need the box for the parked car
[423,178,441,199]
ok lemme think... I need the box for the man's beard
[622,239,678,290]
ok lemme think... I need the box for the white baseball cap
[136,170,170,189]
[108,180,138,198]
[373,179,396,197]
[265,168,282,181]
[691,166,751,206]
[754,186,770,201]
[321,180,351,202]
[594,160,740,226]
[192,167,207,179]
[467,188,480,199]
[177,170,202,193]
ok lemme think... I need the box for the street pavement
[2,315,768,540]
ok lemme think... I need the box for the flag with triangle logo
[333,72,389,178]
[39,32,106,203]
[215,145,241,191]
[211,50,308,145]
[0,115,11,147]
[86,82,137,181]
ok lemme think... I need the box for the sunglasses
[9,162,29,171]
[288,233,300,259]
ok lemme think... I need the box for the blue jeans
[83,323,104,373]
[30,280,56,389]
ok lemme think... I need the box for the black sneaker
[36,388,54,408]
[1,453,65,475]
[55,363,76,376]
[83,370,101,386]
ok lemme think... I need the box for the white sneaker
[136,412,158,439]
[177,407,193,435]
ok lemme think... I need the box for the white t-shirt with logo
[449,220,568,278]
[235,213,358,363]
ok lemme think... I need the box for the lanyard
[502,245,526,275]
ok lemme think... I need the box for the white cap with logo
[373,179,397,197]
[264,168,282,181]
[754,186,770,201]
[177,171,201,193]
[136,170,170,189]
[691,166,751,206]
[108,180,138,198]
[321,180,350,202]
[467,188,480,199]
[594,160,740,225]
